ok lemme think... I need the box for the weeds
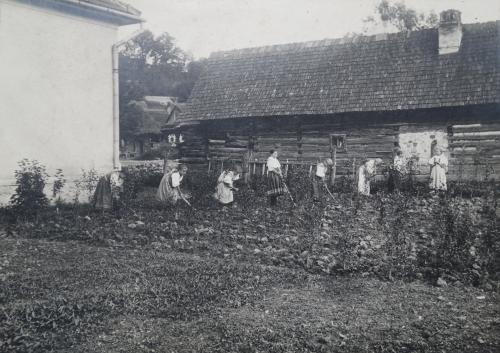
[9,159,49,216]
[51,169,66,206]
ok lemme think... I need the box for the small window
[330,134,346,152]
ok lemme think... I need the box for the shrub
[378,193,418,279]
[182,168,219,207]
[52,169,66,203]
[331,175,355,194]
[448,180,498,198]
[285,165,315,203]
[248,173,267,198]
[10,159,49,215]
[121,162,164,202]
[74,169,100,203]
[135,149,163,161]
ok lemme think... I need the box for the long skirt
[430,165,447,191]
[388,170,402,192]
[156,173,181,205]
[92,175,113,210]
[215,182,234,204]
[266,172,284,197]
[312,176,323,199]
[357,167,369,196]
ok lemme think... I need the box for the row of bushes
[3,159,499,216]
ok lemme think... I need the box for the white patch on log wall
[398,131,449,165]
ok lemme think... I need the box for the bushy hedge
[121,163,164,202]
[119,162,499,209]
[9,159,49,216]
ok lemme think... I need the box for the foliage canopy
[364,0,439,32]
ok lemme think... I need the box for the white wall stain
[399,130,449,166]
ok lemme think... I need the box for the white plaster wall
[0,0,118,204]
[399,130,449,175]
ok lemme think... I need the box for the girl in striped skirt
[266,150,284,206]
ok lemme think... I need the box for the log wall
[448,123,500,180]
[172,105,500,181]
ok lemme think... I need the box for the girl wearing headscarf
[388,148,407,192]
[357,158,383,196]
[214,166,240,206]
[156,164,189,205]
[429,147,448,191]
[313,158,334,201]
[266,150,284,206]
[92,170,123,210]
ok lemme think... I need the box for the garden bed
[2,186,499,288]
[1,237,499,353]
[1,167,499,352]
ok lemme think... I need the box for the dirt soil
[1,237,499,353]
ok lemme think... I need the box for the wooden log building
[164,10,500,181]
[121,96,184,159]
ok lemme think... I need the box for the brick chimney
[439,9,462,55]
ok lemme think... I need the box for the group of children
[93,147,449,210]
[357,146,449,196]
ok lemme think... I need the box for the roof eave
[19,0,144,25]
[161,120,200,132]
[180,101,500,122]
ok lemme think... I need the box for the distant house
[0,0,142,203]
[121,96,184,159]
[168,10,500,181]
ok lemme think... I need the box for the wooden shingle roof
[133,97,182,135]
[181,21,500,122]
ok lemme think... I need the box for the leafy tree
[120,100,147,141]
[174,58,209,101]
[52,169,66,200]
[119,30,207,140]
[10,159,49,214]
[364,0,438,32]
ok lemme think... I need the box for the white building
[0,0,143,203]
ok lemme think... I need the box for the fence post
[330,147,337,185]
[352,158,356,190]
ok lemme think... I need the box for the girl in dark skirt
[92,171,123,210]
[266,150,284,206]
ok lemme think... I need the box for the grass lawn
[1,237,499,353]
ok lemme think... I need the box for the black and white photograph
[0,0,499,352]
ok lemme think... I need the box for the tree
[120,100,147,141]
[119,30,205,101]
[10,159,49,215]
[364,0,438,32]
[174,58,208,102]
[118,30,207,141]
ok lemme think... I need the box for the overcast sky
[120,0,500,59]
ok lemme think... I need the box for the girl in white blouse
[156,164,189,205]
[266,150,284,206]
[357,158,382,196]
[429,147,448,191]
[214,167,240,206]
